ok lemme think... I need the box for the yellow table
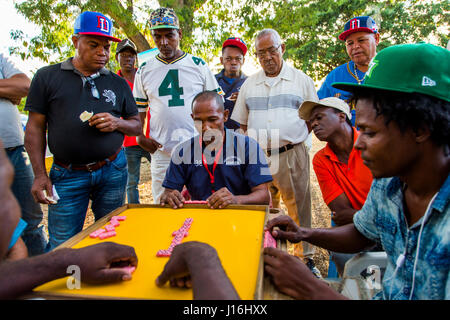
[34,204,272,300]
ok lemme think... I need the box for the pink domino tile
[89,228,105,238]
[156,250,171,257]
[122,266,136,274]
[99,231,116,240]
[104,224,115,232]
[110,220,120,227]
[112,216,126,221]
[264,231,277,248]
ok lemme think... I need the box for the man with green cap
[264,43,449,300]
[133,7,223,203]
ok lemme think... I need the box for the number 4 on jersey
[158,69,184,107]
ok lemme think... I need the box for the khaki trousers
[267,142,314,258]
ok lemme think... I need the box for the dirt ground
[39,135,331,276]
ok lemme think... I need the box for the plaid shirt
[354,175,450,300]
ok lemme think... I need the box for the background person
[215,37,248,130]
[115,38,152,204]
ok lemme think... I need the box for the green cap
[332,43,450,102]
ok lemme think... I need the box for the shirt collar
[61,58,110,76]
[323,126,359,162]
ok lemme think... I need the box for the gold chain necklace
[347,62,366,84]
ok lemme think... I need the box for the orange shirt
[312,127,373,210]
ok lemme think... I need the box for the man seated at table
[160,91,272,209]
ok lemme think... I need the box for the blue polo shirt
[318,60,366,126]
[215,70,247,130]
[162,130,273,200]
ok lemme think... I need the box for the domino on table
[89,228,106,238]
[99,231,116,240]
[264,230,277,248]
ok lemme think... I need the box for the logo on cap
[97,16,110,33]
[422,76,436,87]
[349,19,360,30]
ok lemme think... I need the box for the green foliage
[9,0,449,81]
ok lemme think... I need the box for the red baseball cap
[222,37,248,56]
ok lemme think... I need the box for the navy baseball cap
[339,16,378,41]
[74,11,121,42]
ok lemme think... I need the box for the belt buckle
[85,162,97,172]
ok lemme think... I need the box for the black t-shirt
[25,58,138,164]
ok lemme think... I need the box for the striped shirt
[230,61,318,150]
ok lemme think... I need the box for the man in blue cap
[25,11,141,251]
[317,16,380,125]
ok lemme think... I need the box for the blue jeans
[6,145,48,256]
[124,145,151,204]
[46,149,128,251]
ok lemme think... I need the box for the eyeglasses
[255,44,281,58]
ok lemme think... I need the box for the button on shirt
[353,175,450,300]
[230,61,318,150]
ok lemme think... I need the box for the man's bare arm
[328,193,358,226]
[0,73,30,101]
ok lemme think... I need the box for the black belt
[266,143,296,157]
[54,148,121,172]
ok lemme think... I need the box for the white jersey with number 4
[133,52,223,154]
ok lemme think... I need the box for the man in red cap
[317,16,380,125]
[25,11,141,251]
[215,37,248,130]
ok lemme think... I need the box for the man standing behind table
[317,16,380,125]
[115,39,152,204]
[231,28,321,277]
[215,37,248,130]
[24,11,141,251]
[133,7,223,203]
[0,53,48,255]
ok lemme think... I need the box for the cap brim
[332,81,416,96]
[149,25,179,30]
[298,101,321,121]
[339,27,376,41]
[117,46,137,55]
[78,32,121,42]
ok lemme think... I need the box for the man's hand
[71,242,138,284]
[206,187,236,209]
[265,215,306,243]
[227,92,239,102]
[160,189,185,209]
[137,135,162,154]
[8,97,22,106]
[31,175,53,205]
[264,247,346,300]
[88,112,121,132]
[155,241,240,300]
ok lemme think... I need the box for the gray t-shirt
[0,53,25,148]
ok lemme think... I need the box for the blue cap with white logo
[339,16,378,41]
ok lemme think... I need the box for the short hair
[255,29,282,46]
[353,90,450,149]
[191,91,224,112]
[331,108,353,127]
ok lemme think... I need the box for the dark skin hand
[265,215,374,253]
[264,247,347,300]
[0,242,138,299]
[137,135,162,154]
[328,193,357,226]
[160,189,185,209]
[155,241,240,300]
[88,112,141,136]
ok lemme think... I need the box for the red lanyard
[200,138,223,192]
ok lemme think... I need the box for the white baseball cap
[299,97,352,121]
